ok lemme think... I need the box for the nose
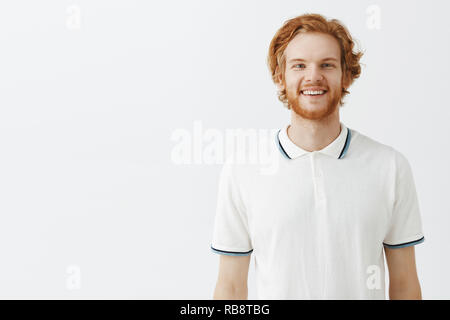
[305,65,323,83]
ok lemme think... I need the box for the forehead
[284,32,341,63]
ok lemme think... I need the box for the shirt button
[316,198,326,209]
[318,193,326,202]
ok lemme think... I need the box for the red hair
[267,13,363,108]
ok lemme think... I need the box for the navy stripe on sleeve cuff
[383,236,425,249]
[211,245,253,256]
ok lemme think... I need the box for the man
[210,13,425,299]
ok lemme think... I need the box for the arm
[384,245,422,299]
[213,254,251,300]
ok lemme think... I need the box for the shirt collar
[276,122,352,160]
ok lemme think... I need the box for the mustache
[298,87,329,93]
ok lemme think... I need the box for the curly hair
[267,13,363,108]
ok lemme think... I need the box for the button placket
[310,153,326,208]
[316,169,326,203]
[310,153,327,297]
[309,152,318,203]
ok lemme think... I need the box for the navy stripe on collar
[338,128,351,159]
[276,129,292,159]
[276,127,352,160]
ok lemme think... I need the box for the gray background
[0,0,448,299]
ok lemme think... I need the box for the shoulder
[349,128,417,186]
[349,128,406,163]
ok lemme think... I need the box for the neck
[288,109,341,152]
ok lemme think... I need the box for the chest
[244,161,393,241]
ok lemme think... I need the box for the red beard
[286,84,342,120]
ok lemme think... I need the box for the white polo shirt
[210,122,425,299]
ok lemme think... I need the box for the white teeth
[302,90,325,95]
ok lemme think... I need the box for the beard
[286,84,342,120]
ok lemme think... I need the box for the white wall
[0,0,448,299]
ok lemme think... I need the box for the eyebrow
[288,57,339,63]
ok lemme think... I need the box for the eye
[322,63,335,68]
[293,63,306,69]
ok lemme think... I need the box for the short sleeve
[383,151,425,249]
[210,160,253,256]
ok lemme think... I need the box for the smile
[300,90,327,96]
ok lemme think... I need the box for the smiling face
[278,32,347,120]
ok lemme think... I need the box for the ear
[276,81,284,92]
[275,68,285,92]
[341,72,351,91]
[275,66,284,91]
